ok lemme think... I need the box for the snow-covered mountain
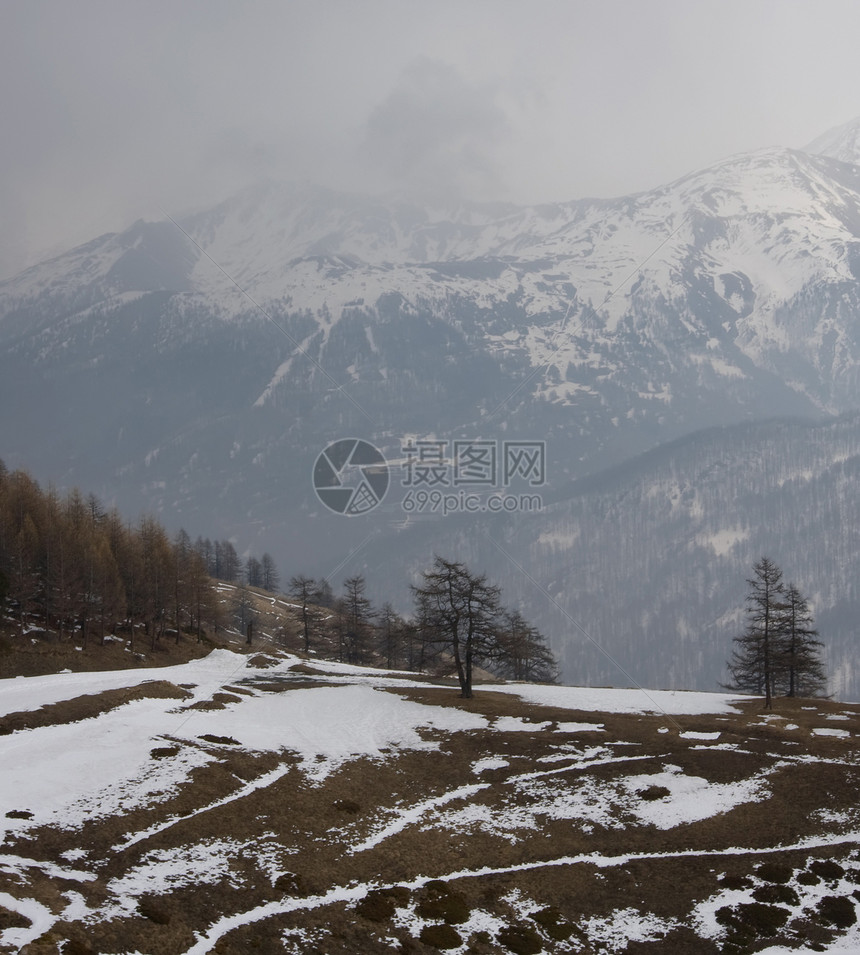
[3,118,860,695]
[804,115,860,165]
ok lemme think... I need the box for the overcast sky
[2,0,860,278]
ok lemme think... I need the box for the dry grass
[0,627,233,680]
[3,654,860,953]
[0,682,190,736]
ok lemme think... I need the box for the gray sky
[2,0,860,278]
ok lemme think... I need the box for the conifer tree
[341,575,373,664]
[377,602,406,670]
[495,609,559,683]
[726,557,784,708]
[412,557,502,699]
[246,556,263,588]
[726,558,827,705]
[289,575,322,653]
[260,552,279,592]
[779,584,826,698]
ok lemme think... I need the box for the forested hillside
[5,119,860,700]
[0,462,557,686]
[0,461,220,653]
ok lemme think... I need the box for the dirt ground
[3,645,860,954]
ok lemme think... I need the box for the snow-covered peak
[802,115,860,165]
[176,180,594,288]
[0,219,198,338]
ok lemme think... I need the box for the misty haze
[3,3,860,953]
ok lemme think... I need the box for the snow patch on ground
[492,716,552,732]
[556,721,605,733]
[584,906,679,952]
[621,765,771,829]
[0,648,254,717]
[0,697,215,837]
[98,839,246,920]
[0,659,488,840]
[0,892,56,949]
[172,684,488,780]
[495,682,745,715]
[350,783,490,854]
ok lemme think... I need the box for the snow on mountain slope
[0,221,198,339]
[5,137,860,420]
[804,114,860,164]
[173,147,860,316]
[4,119,860,707]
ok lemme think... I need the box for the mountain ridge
[4,117,860,695]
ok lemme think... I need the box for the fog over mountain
[3,118,860,696]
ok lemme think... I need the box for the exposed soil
[3,647,860,954]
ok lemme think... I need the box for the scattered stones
[416,880,471,924]
[356,886,410,922]
[797,871,821,886]
[333,798,361,814]
[529,906,574,941]
[719,874,754,890]
[752,884,800,906]
[637,784,671,801]
[716,901,790,942]
[755,862,794,884]
[274,871,309,897]
[137,896,171,925]
[150,745,180,759]
[810,860,846,883]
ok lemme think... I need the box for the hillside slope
[2,650,860,954]
[4,119,860,703]
[5,126,860,515]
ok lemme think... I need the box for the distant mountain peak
[802,115,860,164]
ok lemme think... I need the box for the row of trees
[0,463,221,649]
[2,461,832,703]
[193,537,280,591]
[284,573,418,669]
[0,463,557,690]
[726,557,826,707]
[277,562,558,694]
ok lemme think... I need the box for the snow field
[2,650,859,953]
[0,650,839,846]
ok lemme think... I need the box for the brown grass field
[1,625,860,954]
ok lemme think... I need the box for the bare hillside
[2,650,860,954]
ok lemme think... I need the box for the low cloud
[360,58,509,201]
